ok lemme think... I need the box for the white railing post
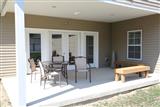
[15,0,26,107]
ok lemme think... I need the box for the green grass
[85,84,160,107]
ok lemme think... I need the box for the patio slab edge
[44,77,160,107]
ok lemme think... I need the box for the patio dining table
[42,61,69,85]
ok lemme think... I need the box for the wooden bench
[115,65,150,82]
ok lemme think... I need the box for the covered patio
[2,68,159,107]
[1,0,160,107]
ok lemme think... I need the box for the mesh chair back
[52,56,64,68]
[28,58,36,72]
[52,56,64,62]
[75,57,87,70]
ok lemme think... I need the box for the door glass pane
[69,35,78,64]
[86,36,94,63]
[30,33,41,62]
[52,34,62,56]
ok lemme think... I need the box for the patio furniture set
[28,57,150,89]
[28,56,91,89]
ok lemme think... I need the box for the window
[127,30,142,60]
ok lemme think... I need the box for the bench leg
[121,74,126,82]
[144,71,149,78]
[115,73,120,81]
[139,72,142,77]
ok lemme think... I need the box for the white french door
[26,28,99,71]
[51,32,69,61]
[51,31,80,62]
[81,32,99,68]
[51,31,99,68]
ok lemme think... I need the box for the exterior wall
[25,14,111,67]
[0,13,111,76]
[0,13,16,76]
[1,12,159,76]
[112,14,160,72]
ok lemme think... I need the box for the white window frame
[127,30,142,60]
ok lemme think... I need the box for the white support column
[15,0,26,107]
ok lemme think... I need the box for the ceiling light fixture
[74,11,80,15]
[52,6,56,8]
[109,13,115,17]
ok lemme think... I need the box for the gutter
[102,0,160,14]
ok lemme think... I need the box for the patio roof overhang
[0,0,159,107]
[1,0,159,22]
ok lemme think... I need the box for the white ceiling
[6,0,156,22]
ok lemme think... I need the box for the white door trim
[82,31,99,68]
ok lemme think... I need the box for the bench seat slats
[115,65,150,82]
[115,65,150,74]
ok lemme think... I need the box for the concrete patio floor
[2,68,160,107]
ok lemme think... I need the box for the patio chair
[28,58,40,83]
[75,56,91,83]
[38,60,59,89]
[52,55,64,63]
[52,55,65,85]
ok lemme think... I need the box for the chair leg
[44,78,46,89]
[89,70,91,83]
[31,72,33,83]
[54,77,56,84]
[59,72,61,86]
[40,78,42,86]
[35,72,36,80]
[86,72,88,80]
[65,68,68,85]
[75,71,77,83]
[63,66,68,85]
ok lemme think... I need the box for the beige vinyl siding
[0,14,16,77]
[112,14,160,72]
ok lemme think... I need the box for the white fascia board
[144,0,160,4]
[101,0,160,14]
